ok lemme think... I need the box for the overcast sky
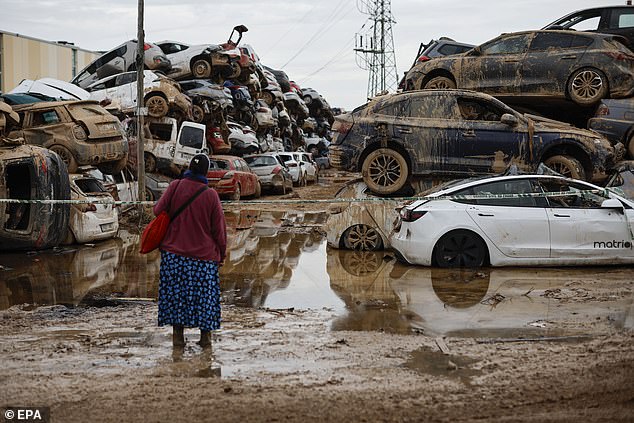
[1,0,623,109]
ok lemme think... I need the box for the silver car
[243,153,293,195]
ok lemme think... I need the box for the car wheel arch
[420,69,457,90]
[539,142,592,179]
[357,140,412,176]
[431,228,491,267]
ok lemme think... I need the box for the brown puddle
[1,209,632,339]
[404,347,482,386]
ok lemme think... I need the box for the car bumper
[208,179,237,196]
[70,210,119,244]
[259,173,284,190]
[390,225,435,266]
[328,145,357,171]
[73,137,129,166]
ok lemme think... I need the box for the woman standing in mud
[153,154,226,348]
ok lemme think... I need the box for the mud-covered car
[8,100,129,174]
[66,174,118,244]
[86,70,192,120]
[329,90,621,195]
[243,153,293,194]
[71,40,171,89]
[588,98,634,158]
[207,155,261,200]
[404,30,634,106]
[543,5,634,48]
[606,160,634,200]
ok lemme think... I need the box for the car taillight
[400,208,427,222]
[417,55,431,62]
[595,104,610,116]
[604,51,634,61]
[143,43,152,51]
[213,131,223,139]
[258,107,269,112]
[272,165,282,174]
[222,171,235,179]
[332,120,352,134]
[73,125,87,140]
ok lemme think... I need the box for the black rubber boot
[198,330,211,348]
[173,325,185,347]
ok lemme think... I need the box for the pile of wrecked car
[0,25,335,250]
[327,4,634,268]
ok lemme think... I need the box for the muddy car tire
[424,76,456,90]
[543,155,586,180]
[303,95,312,105]
[229,62,242,79]
[628,134,634,159]
[192,105,205,123]
[49,145,78,173]
[254,182,261,198]
[434,230,487,268]
[341,250,383,276]
[144,153,157,173]
[192,59,212,78]
[145,95,169,118]
[145,188,155,202]
[362,148,409,195]
[342,224,384,251]
[568,68,608,106]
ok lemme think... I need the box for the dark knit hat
[189,154,210,175]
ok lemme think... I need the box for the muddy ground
[1,170,633,422]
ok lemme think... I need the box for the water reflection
[329,249,634,337]
[1,214,631,339]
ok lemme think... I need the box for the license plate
[100,123,117,132]
[100,223,115,232]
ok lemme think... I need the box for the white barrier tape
[0,188,615,206]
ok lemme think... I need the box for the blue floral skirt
[158,250,221,331]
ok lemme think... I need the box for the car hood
[11,78,90,101]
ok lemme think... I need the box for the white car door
[464,178,551,258]
[540,179,634,259]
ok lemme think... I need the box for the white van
[142,117,207,172]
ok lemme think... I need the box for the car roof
[11,99,101,111]
[427,174,601,198]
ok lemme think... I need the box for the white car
[66,174,119,244]
[10,78,90,101]
[86,70,192,119]
[278,153,305,186]
[391,175,634,267]
[227,121,259,156]
[292,152,318,183]
[155,40,232,80]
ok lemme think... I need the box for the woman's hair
[189,154,210,175]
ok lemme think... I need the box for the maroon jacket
[154,178,226,262]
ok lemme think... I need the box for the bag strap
[170,185,208,221]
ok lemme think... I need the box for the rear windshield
[210,160,230,170]
[74,178,106,194]
[66,103,111,120]
[279,154,293,162]
[244,156,277,167]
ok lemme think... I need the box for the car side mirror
[470,46,482,56]
[501,113,518,126]
[601,198,623,210]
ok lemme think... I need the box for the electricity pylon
[354,0,398,99]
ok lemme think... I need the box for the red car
[207,155,261,200]
[207,126,231,154]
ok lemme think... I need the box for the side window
[410,96,454,119]
[437,44,472,56]
[471,179,545,207]
[612,9,634,29]
[607,169,634,199]
[539,179,607,208]
[568,15,601,31]
[530,33,572,50]
[31,110,60,126]
[555,11,602,30]
[480,34,530,55]
[457,98,503,122]
[233,160,243,171]
[115,72,137,86]
[375,98,410,117]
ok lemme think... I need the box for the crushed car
[588,97,634,159]
[85,70,192,120]
[329,89,622,195]
[404,30,634,106]
[71,39,171,89]
[8,100,129,174]
[65,173,118,244]
[0,102,70,251]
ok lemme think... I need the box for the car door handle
[398,128,412,134]
[560,55,577,60]
[461,130,476,138]
[553,213,570,218]
[478,213,494,217]
[504,59,519,63]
